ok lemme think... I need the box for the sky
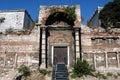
[0,0,112,24]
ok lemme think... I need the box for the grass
[107,72,113,77]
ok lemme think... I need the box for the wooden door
[54,46,67,65]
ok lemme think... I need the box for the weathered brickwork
[81,26,120,71]
[0,6,120,79]
[0,27,40,70]
[38,5,81,26]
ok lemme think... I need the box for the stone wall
[0,10,34,33]
[0,11,24,32]
[0,24,120,72]
[0,27,40,69]
[81,26,120,71]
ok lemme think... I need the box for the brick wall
[81,26,120,71]
[0,27,40,69]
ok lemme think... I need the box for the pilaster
[14,53,17,68]
[116,52,119,67]
[105,52,108,68]
[75,30,80,61]
[93,53,96,69]
[40,29,46,68]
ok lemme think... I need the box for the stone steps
[52,64,68,80]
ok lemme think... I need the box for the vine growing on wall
[64,6,76,21]
[49,6,76,21]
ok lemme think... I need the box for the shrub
[18,65,31,77]
[73,59,95,78]
[70,72,77,79]
[107,72,113,76]
[39,69,47,75]
[102,74,107,79]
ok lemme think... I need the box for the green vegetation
[64,6,76,21]
[71,59,95,78]
[94,72,107,80]
[70,59,120,80]
[70,72,78,79]
[18,65,31,77]
[107,72,113,76]
[50,6,76,21]
[39,69,48,75]
[99,0,120,29]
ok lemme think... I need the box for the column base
[40,63,46,69]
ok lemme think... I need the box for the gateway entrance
[51,45,70,67]
[54,46,67,65]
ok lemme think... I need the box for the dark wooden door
[54,46,67,65]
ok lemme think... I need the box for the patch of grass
[93,72,107,80]
[39,69,47,75]
[70,72,77,79]
[18,65,31,77]
[102,75,107,79]
[107,72,113,77]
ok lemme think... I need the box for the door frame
[51,43,70,67]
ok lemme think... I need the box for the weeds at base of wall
[70,59,120,80]
[70,59,95,79]
[18,65,31,77]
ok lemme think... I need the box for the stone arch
[45,12,75,26]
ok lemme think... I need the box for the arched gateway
[37,5,81,68]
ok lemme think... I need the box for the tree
[99,0,120,29]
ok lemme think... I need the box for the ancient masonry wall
[82,28,120,72]
[0,27,40,70]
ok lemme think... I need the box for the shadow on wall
[45,12,74,26]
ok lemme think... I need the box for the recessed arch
[45,12,75,26]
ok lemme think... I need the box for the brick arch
[45,12,74,26]
[41,9,75,26]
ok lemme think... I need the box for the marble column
[75,30,80,61]
[40,29,46,68]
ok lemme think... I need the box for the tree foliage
[99,0,120,29]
